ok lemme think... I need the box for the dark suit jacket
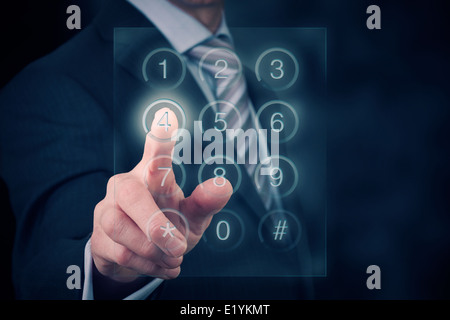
[0,0,313,299]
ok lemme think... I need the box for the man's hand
[91,108,232,282]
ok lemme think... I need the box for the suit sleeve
[0,64,113,299]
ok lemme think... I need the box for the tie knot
[206,35,234,50]
[187,36,243,89]
[188,35,233,57]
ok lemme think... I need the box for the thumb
[180,178,233,245]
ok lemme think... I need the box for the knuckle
[94,199,105,215]
[146,161,160,177]
[115,246,133,267]
[139,240,154,259]
[165,267,181,279]
[106,176,115,192]
[90,229,101,252]
[102,211,128,240]
[116,177,141,204]
[100,213,114,237]
[142,262,161,277]
[147,218,164,241]
[162,255,183,269]
[106,173,127,195]
[99,209,113,233]
[114,213,128,239]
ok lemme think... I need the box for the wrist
[92,261,153,300]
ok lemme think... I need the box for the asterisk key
[160,222,176,238]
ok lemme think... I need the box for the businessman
[0,0,312,299]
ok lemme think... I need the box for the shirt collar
[127,0,232,54]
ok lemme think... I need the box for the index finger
[142,107,178,164]
[138,108,179,195]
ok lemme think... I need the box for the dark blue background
[1,0,449,299]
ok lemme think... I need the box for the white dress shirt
[82,0,232,300]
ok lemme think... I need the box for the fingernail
[165,236,186,257]
[151,107,177,139]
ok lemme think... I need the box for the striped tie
[187,36,277,210]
